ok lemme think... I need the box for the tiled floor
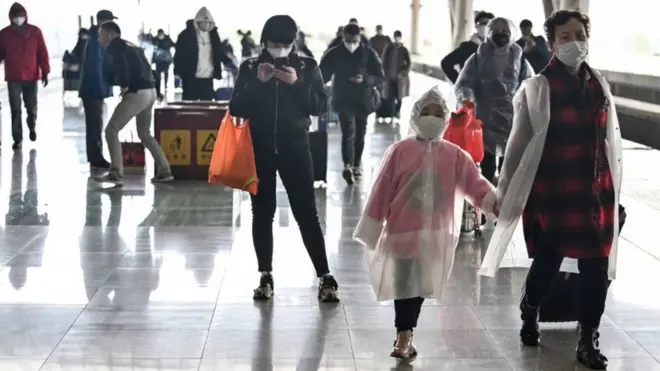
[1,74,660,370]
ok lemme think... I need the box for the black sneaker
[342,166,354,185]
[318,274,340,303]
[29,130,37,142]
[352,166,362,178]
[12,141,22,150]
[253,273,274,300]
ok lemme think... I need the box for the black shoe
[342,166,354,185]
[318,274,340,303]
[352,166,362,178]
[12,141,22,150]
[29,130,36,142]
[576,327,608,369]
[520,299,541,346]
[253,273,274,300]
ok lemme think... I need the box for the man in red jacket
[0,3,50,150]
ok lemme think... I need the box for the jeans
[338,109,368,167]
[104,88,171,177]
[524,224,609,328]
[154,61,171,88]
[181,78,214,101]
[82,99,106,164]
[250,146,330,277]
[7,81,38,143]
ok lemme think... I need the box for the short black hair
[520,19,532,29]
[474,11,495,24]
[544,10,590,42]
[100,21,121,36]
[260,15,297,44]
[157,28,164,34]
[393,30,402,38]
[349,18,358,24]
[344,24,360,37]
[376,24,383,30]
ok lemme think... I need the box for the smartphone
[274,58,288,70]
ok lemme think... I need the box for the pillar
[449,0,474,49]
[557,0,590,14]
[410,0,422,55]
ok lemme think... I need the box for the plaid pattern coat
[522,57,616,259]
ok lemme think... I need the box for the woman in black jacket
[229,15,340,303]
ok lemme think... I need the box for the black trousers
[393,259,425,332]
[82,99,106,164]
[181,78,214,101]
[481,151,504,184]
[387,79,402,117]
[251,146,330,277]
[338,109,368,167]
[154,61,171,87]
[524,224,609,328]
[7,81,38,143]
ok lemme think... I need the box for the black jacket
[319,43,384,112]
[229,51,327,152]
[516,36,551,73]
[104,38,154,92]
[152,35,175,63]
[173,24,231,80]
[441,40,479,83]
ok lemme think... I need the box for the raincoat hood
[486,17,516,49]
[193,7,215,32]
[8,2,27,23]
[409,87,450,140]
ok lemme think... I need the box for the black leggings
[393,259,425,332]
[481,151,503,184]
[250,147,330,277]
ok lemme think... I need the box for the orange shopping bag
[208,111,259,195]
[443,102,484,163]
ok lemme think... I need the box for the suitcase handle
[175,111,209,117]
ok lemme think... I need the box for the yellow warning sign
[197,130,217,165]
[160,130,191,165]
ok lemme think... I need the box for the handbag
[359,47,381,114]
[122,134,145,172]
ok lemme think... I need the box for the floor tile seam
[621,330,660,359]
[199,257,230,360]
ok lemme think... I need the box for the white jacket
[478,68,623,280]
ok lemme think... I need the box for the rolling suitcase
[376,98,394,120]
[536,205,626,323]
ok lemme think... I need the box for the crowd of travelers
[0,4,623,369]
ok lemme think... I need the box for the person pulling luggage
[228,15,340,303]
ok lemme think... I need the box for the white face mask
[414,116,447,140]
[12,17,25,26]
[555,41,588,68]
[394,37,402,44]
[344,41,359,53]
[476,25,487,38]
[157,34,165,40]
[267,46,292,59]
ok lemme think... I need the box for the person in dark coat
[151,28,175,90]
[237,30,256,58]
[369,25,391,58]
[320,23,384,184]
[381,30,411,120]
[228,15,340,304]
[78,9,115,169]
[173,7,234,100]
[71,28,89,62]
[516,19,551,73]
[441,10,494,83]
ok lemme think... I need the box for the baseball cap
[97,10,118,21]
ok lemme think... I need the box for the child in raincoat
[353,86,498,360]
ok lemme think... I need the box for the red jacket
[0,3,50,81]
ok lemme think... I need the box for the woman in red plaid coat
[478,10,624,370]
